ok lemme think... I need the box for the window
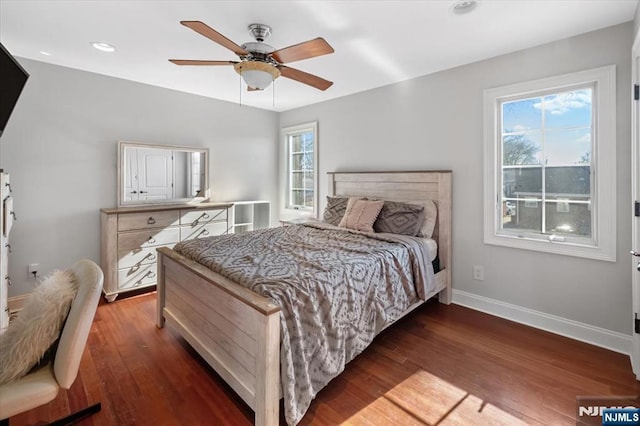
[483,66,616,261]
[282,122,318,215]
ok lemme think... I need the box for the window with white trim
[282,122,318,215]
[483,66,616,261]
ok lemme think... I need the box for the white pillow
[0,270,78,384]
[420,199,438,239]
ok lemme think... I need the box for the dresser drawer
[180,222,228,241]
[118,210,180,232]
[180,208,227,226]
[118,263,157,290]
[117,245,173,269]
[118,227,180,251]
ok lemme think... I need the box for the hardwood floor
[8,292,639,425]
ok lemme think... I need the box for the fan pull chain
[272,78,275,108]
[239,72,242,107]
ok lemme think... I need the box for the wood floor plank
[7,294,639,425]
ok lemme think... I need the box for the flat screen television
[0,42,29,138]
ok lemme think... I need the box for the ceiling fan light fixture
[172,21,334,92]
[234,61,281,90]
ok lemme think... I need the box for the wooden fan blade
[278,66,333,91]
[169,59,237,66]
[271,37,334,64]
[247,86,262,92]
[180,21,248,56]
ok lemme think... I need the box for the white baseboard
[452,289,632,355]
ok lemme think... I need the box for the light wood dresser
[100,202,232,302]
[1,171,14,330]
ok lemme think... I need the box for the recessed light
[91,42,116,53]
[39,51,51,56]
[451,0,477,14]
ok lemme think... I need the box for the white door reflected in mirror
[117,141,209,207]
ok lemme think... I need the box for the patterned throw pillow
[322,196,349,226]
[338,198,384,233]
[374,200,425,236]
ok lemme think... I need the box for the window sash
[499,167,594,244]
[498,91,594,244]
[285,126,316,211]
[497,85,595,244]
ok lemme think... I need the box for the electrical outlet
[28,263,39,277]
[472,265,484,281]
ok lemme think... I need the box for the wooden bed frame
[156,170,452,426]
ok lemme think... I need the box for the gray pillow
[322,196,349,226]
[373,200,425,236]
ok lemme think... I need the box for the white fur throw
[0,270,78,384]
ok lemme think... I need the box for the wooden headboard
[327,170,452,303]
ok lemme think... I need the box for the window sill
[484,232,616,262]
[279,209,316,222]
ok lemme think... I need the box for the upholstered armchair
[0,259,103,425]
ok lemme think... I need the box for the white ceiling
[0,1,636,112]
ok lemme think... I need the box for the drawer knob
[146,253,157,261]
[147,217,156,225]
[146,271,156,279]
[147,237,156,244]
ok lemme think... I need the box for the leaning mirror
[117,141,209,207]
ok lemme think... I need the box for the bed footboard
[156,247,282,426]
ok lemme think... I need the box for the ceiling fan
[170,21,334,91]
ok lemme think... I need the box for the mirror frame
[117,140,210,207]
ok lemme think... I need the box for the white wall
[280,23,633,335]
[0,58,279,297]
[634,0,640,39]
